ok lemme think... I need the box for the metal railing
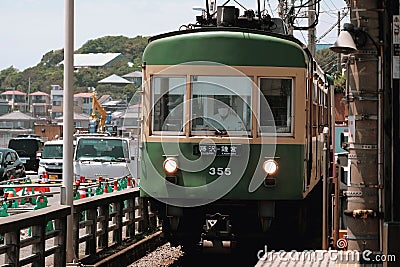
[73,188,158,264]
[0,187,159,266]
[0,205,70,267]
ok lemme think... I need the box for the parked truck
[73,135,137,181]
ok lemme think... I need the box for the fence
[0,187,159,266]
[73,188,158,264]
[0,205,70,267]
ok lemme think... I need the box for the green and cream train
[139,2,332,250]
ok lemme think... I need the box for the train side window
[259,78,293,135]
[151,76,186,135]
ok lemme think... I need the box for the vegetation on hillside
[0,37,345,101]
[0,35,149,100]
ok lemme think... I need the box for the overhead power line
[315,9,348,43]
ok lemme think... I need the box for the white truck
[73,135,138,181]
[38,139,63,182]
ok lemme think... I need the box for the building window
[83,97,91,104]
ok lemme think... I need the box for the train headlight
[163,157,179,175]
[262,159,278,175]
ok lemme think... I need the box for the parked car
[0,148,26,182]
[8,137,44,172]
[38,139,63,182]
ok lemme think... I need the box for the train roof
[143,28,308,68]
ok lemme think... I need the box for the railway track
[130,240,260,267]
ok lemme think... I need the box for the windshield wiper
[112,157,126,162]
[79,157,102,162]
[92,158,108,162]
[202,117,227,136]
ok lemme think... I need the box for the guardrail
[0,187,159,266]
[73,188,158,264]
[0,205,70,266]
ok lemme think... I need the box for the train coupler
[202,213,234,238]
[201,213,236,253]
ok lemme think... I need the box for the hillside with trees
[0,35,148,100]
[0,35,344,100]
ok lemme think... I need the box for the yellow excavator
[89,92,107,133]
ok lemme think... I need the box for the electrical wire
[266,0,275,17]
[315,9,348,43]
[289,0,322,30]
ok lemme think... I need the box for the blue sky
[0,0,348,71]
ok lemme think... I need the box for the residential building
[1,90,27,112]
[122,71,142,86]
[102,100,127,112]
[0,99,10,115]
[0,111,37,129]
[74,92,93,115]
[54,112,90,129]
[29,91,50,118]
[50,85,63,120]
[98,95,112,105]
[111,104,140,136]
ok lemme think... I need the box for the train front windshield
[152,76,252,136]
[191,76,251,134]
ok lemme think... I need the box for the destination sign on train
[194,144,240,156]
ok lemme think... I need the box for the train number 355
[209,167,231,176]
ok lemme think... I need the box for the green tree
[0,35,148,100]
[315,48,338,73]
[333,73,346,93]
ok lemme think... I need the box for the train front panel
[140,30,313,203]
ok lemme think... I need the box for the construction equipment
[89,92,109,133]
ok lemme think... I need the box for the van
[73,136,137,181]
[8,137,44,172]
[38,139,63,182]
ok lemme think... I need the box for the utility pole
[308,0,316,57]
[277,0,284,19]
[383,0,400,264]
[287,0,295,36]
[278,0,295,35]
[345,0,381,252]
[63,0,76,262]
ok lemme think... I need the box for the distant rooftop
[30,91,49,96]
[98,95,112,104]
[55,112,90,121]
[0,111,35,121]
[123,71,142,78]
[59,53,124,68]
[74,92,92,98]
[2,90,26,95]
[98,74,133,84]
